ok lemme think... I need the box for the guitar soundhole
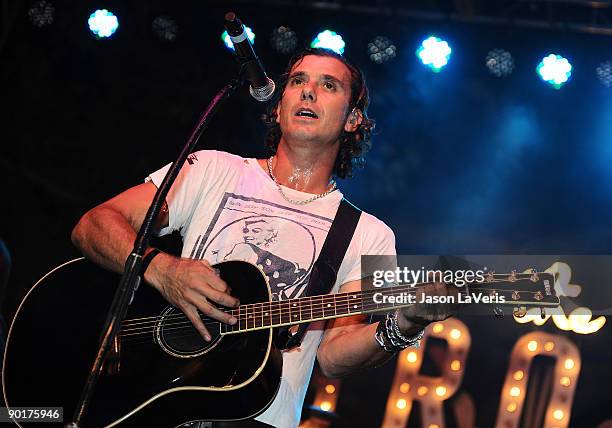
[156,307,221,358]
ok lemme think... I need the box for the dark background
[1,0,611,426]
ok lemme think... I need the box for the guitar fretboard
[219,274,558,335]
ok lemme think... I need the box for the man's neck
[259,139,339,194]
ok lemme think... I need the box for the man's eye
[291,77,303,85]
[324,81,336,90]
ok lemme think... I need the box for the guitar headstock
[468,268,560,318]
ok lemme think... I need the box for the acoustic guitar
[2,258,559,427]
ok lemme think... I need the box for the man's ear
[275,103,281,124]
[344,108,363,132]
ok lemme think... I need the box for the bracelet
[392,310,425,348]
[140,248,161,277]
[374,311,425,353]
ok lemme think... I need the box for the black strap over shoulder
[276,198,362,350]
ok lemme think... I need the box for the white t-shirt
[147,150,396,428]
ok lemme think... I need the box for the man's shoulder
[357,209,395,240]
[189,149,248,166]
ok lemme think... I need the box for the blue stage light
[537,54,572,89]
[416,36,451,72]
[222,26,255,51]
[310,30,345,55]
[88,9,119,39]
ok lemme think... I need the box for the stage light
[560,376,571,387]
[553,409,564,420]
[527,340,538,351]
[537,54,572,89]
[399,383,410,393]
[320,401,332,411]
[485,48,514,77]
[396,398,407,409]
[417,386,428,396]
[596,61,612,87]
[435,386,446,397]
[406,351,418,363]
[152,16,178,42]
[368,36,397,64]
[564,358,575,370]
[416,36,451,72]
[507,402,517,413]
[222,26,255,51]
[88,9,119,39]
[28,1,54,27]
[432,323,444,333]
[270,26,298,54]
[450,328,461,339]
[325,384,335,394]
[544,341,555,351]
[510,387,521,397]
[513,370,524,381]
[311,30,345,55]
[450,360,461,371]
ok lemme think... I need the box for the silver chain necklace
[267,156,337,205]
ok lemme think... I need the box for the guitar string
[118,281,508,335]
[120,273,538,329]
[118,283,544,339]
[118,281,546,337]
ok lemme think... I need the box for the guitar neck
[220,273,559,334]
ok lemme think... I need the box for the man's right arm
[71,181,239,341]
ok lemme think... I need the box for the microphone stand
[67,77,241,428]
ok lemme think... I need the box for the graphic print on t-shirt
[189,193,334,301]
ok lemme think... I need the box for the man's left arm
[317,278,459,378]
[316,279,424,378]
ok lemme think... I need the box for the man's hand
[397,281,461,335]
[146,253,240,341]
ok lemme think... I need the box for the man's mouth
[295,108,319,119]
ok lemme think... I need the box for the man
[72,48,456,427]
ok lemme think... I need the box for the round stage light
[537,54,572,89]
[222,25,255,51]
[368,36,397,64]
[596,61,612,88]
[28,0,55,28]
[88,9,119,39]
[152,16,178,42]
[416,36,451,72]
[311,30,345,55]
[270,26,298,54]
[485,48,515,77]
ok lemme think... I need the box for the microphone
[224,12,276,102]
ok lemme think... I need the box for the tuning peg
[529,268,539,282]
[513,306,527,318]
[540,307,546,319]
[493,305,504,319]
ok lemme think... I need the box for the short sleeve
[145,150,219,236]
[339,216,397,287]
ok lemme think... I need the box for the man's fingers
[192,298,238,326]
[205,287,240,309]
[183,305,212,342]
[203,269,230,293]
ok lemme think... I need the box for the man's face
[276,55,355,146]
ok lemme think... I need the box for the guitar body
[2,258,283,427]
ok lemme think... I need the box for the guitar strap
[275,198,362,350]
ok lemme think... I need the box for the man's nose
[300,85,316,102]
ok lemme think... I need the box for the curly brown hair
[262,48,375,179]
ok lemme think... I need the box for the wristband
[374,311,425,353]
[140,248,161,277]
